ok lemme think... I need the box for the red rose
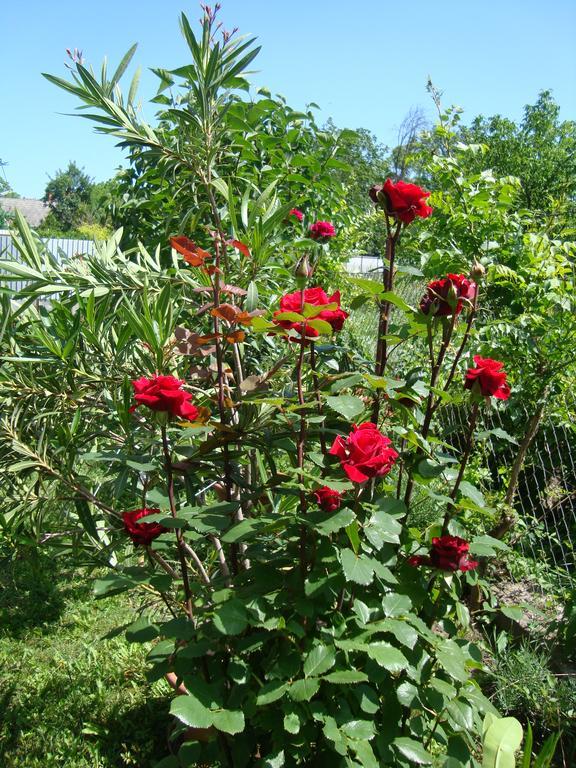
[370,179,432,224]
[420,273,477,317]
[309,221,336,241]
[131,374,199,420]
[464,356,510,400]
[273,286,348,337]
[329,422,398,484]
[122,508,167,546]
[289,208,304,222]
[313,486,343,512]
[408,536,478,572]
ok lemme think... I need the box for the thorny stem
[442,401,480,534]
[161,423,195,619]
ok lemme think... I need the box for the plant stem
[442,401,480,534]
[161,423,195,619]
[309,341,326,454]
[403,314,458,508]
[296,293,309,578]
[372,220,401,423]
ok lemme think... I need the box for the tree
[42,161,93,231]
[459,91,576,224]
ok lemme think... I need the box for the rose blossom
[313,486,343,512]
[419,273,477,317]
[464,356,510,400]
[273,286,348,338]
[131,374,199,420]
[288,208,304,222]
[329,422,398,484]
[122,508,167,546]
[369,179,432,224]
[309,220,336,241]
[408,535,478,572]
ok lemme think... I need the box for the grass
[0,546,172,767]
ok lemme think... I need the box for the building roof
[0,197,50,227]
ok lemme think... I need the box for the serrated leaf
[213,599,248,635]
[394,736,433,764]
[256,681,288,706]
[303,645,336,677]
[367,642,409,673]
[310,507,355,535]
[341,549,374,585]
[382,593,412,617]
[288,678,320,701]
[323,670,369,684]
[283,712,300,734]
[170,694,214,729]
[212,709,245,735]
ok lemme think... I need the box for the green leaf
[311,508,355,535]
[367,642,409,673]
[110,43,138,86]
[212,709,245,735]
[125,616,159,643]
[482,715,523,768]
[364,509,402,548]
[303,644,336,677]
[170,694,214,729]
[342,719,375,740]
[325,395,365,420]
[380,291,414,312]
[397,681,419,707]
[458,481,485,507]
[353,740,380,768]
[246,281,259,312]
[323,670,369,684]
[283,712,300,734]
[394,736,433,764]
[381,593,412,617]
[341,549,374,585]
[469,535,510,557]
[213,599,248,635]
[256,681,288,706]
[307,318,333,335]
[288,678,320,701]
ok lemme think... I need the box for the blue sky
[1,0,575,198]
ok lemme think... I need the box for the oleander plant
[1,6,560,768]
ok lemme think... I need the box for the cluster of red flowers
[124,189,510,585]
[409,536,478,572]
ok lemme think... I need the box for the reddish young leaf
[227,239,251,258]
